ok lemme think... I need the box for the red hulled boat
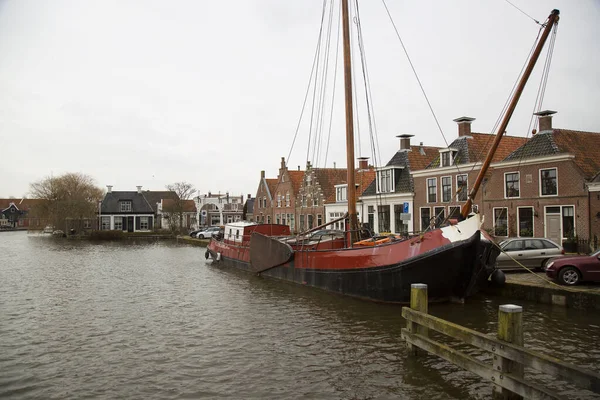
[207,6,560,303]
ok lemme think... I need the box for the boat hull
[206,228,498,303]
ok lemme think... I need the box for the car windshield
[592,249,600,257]
[499,240,509,249]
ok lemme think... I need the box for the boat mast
[460,9,560,219]
[341,0,358,237]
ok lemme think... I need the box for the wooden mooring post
[401,284,600,399]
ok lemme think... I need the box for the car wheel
[558,266,580,286]
[199,234,205,239]
[539,259,549,271]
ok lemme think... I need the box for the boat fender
[205,251,209,260]
[490,269,506,287]
[216,252,221,261]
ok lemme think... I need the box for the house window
[505,172,520,198]
[427,178,437,203]
[493,208,508,236]
[101,216,110,230]
[267,216,271,224]
[308,214,314,229]
[317,214,322,226]
[378,170,392,193]
[277,193,282,207]
[368,205,374,231]
[236,229,240,239]
[562,206,574,239]
[120,201,132,212]
[290,214,295,231]
[285,191,290,207]
[114,216,123,231]
[336,186,347,202]
[276,214,280,224]
[314,196,319,206]
[442,176,452,202]
[378,205,390,233]
[302,195,307,207]
[456,175,467,202]
[518,207,534,237]
[140,216,149,230]
[420,208,431,231]
[540,168,557,196]
[434,207,445,228]
[263,196,266,208]
[441,151,451,167]
[448,206,461,219]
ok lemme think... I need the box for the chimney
[247,194,251,200]
[419,142,425,155]
[357,157,369,170]
[136,186,142,194]
[261,170,265,179]
[306,160,311,170]
[453,116,476,137]
[534,110,556,132]
[298,165,300,171]
[333,162,336,169]
[397,134,414,150]
[280,157,286,169]
[106,185,113,194]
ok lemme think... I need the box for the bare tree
[163,182,196,233]
[29,173,103,230]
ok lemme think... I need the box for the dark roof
[245,198,255,214]
[363,144,440,196]
[505,129,600,180]
[427,132,527,168]
[143,190,179,212]
[101,191,154,214]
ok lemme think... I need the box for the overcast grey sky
[1,0,598,198]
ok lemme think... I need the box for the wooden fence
[401,283,600,399]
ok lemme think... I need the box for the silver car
[495,238,564,270]
[195,226,221,239]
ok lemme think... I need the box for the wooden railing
[401,284,600,399]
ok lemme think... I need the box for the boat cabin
[222,222,291,246]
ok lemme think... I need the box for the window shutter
[135,217,141,231]
[148,216,153,230]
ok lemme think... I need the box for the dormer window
[335,185,347,202]
[439,148,458,168]
[377,169,394,193]
[120,201,132,212]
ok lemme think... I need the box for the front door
[546,214,561,245]
[127,216,134,232]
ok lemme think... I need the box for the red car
[544,249,600,285]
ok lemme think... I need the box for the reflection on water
[1,231,599,399]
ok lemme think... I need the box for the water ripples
[1,232,599,399]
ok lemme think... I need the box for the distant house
[196,192,245,227]
[142,190,179,229]
[99,186,155,232]
[160,198,197,230]
[0,198,47,229]
[244,194,255,222]
[253,171,278,224]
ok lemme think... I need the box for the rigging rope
[503,0,541,25]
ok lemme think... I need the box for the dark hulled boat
[206,6,560,303]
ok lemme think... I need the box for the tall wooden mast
[341,0,358,237]
[461,9,560,218]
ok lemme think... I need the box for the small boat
[207,6,560,303]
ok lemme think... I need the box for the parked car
[195,226,222,239]
[545,248,600,285]
[495,238,564,270]
[189,229,203,238]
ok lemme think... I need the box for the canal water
[1,231,599,399]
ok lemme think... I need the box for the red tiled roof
[553,129,600,180]
[266,178,278,198]
[355,169,376,196]
[287,170,305,194]
[469,132,528,163]
[407,145,442,170]
[314,168,349,203]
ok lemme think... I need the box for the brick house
[253,171,278,224]
[359,136,440,234]
[321,159,376,232]
[483,111,600,247]
[411,117,527,233]
[270,157,304,232]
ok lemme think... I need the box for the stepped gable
[313,168,349,203]
[505,129,600,180]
